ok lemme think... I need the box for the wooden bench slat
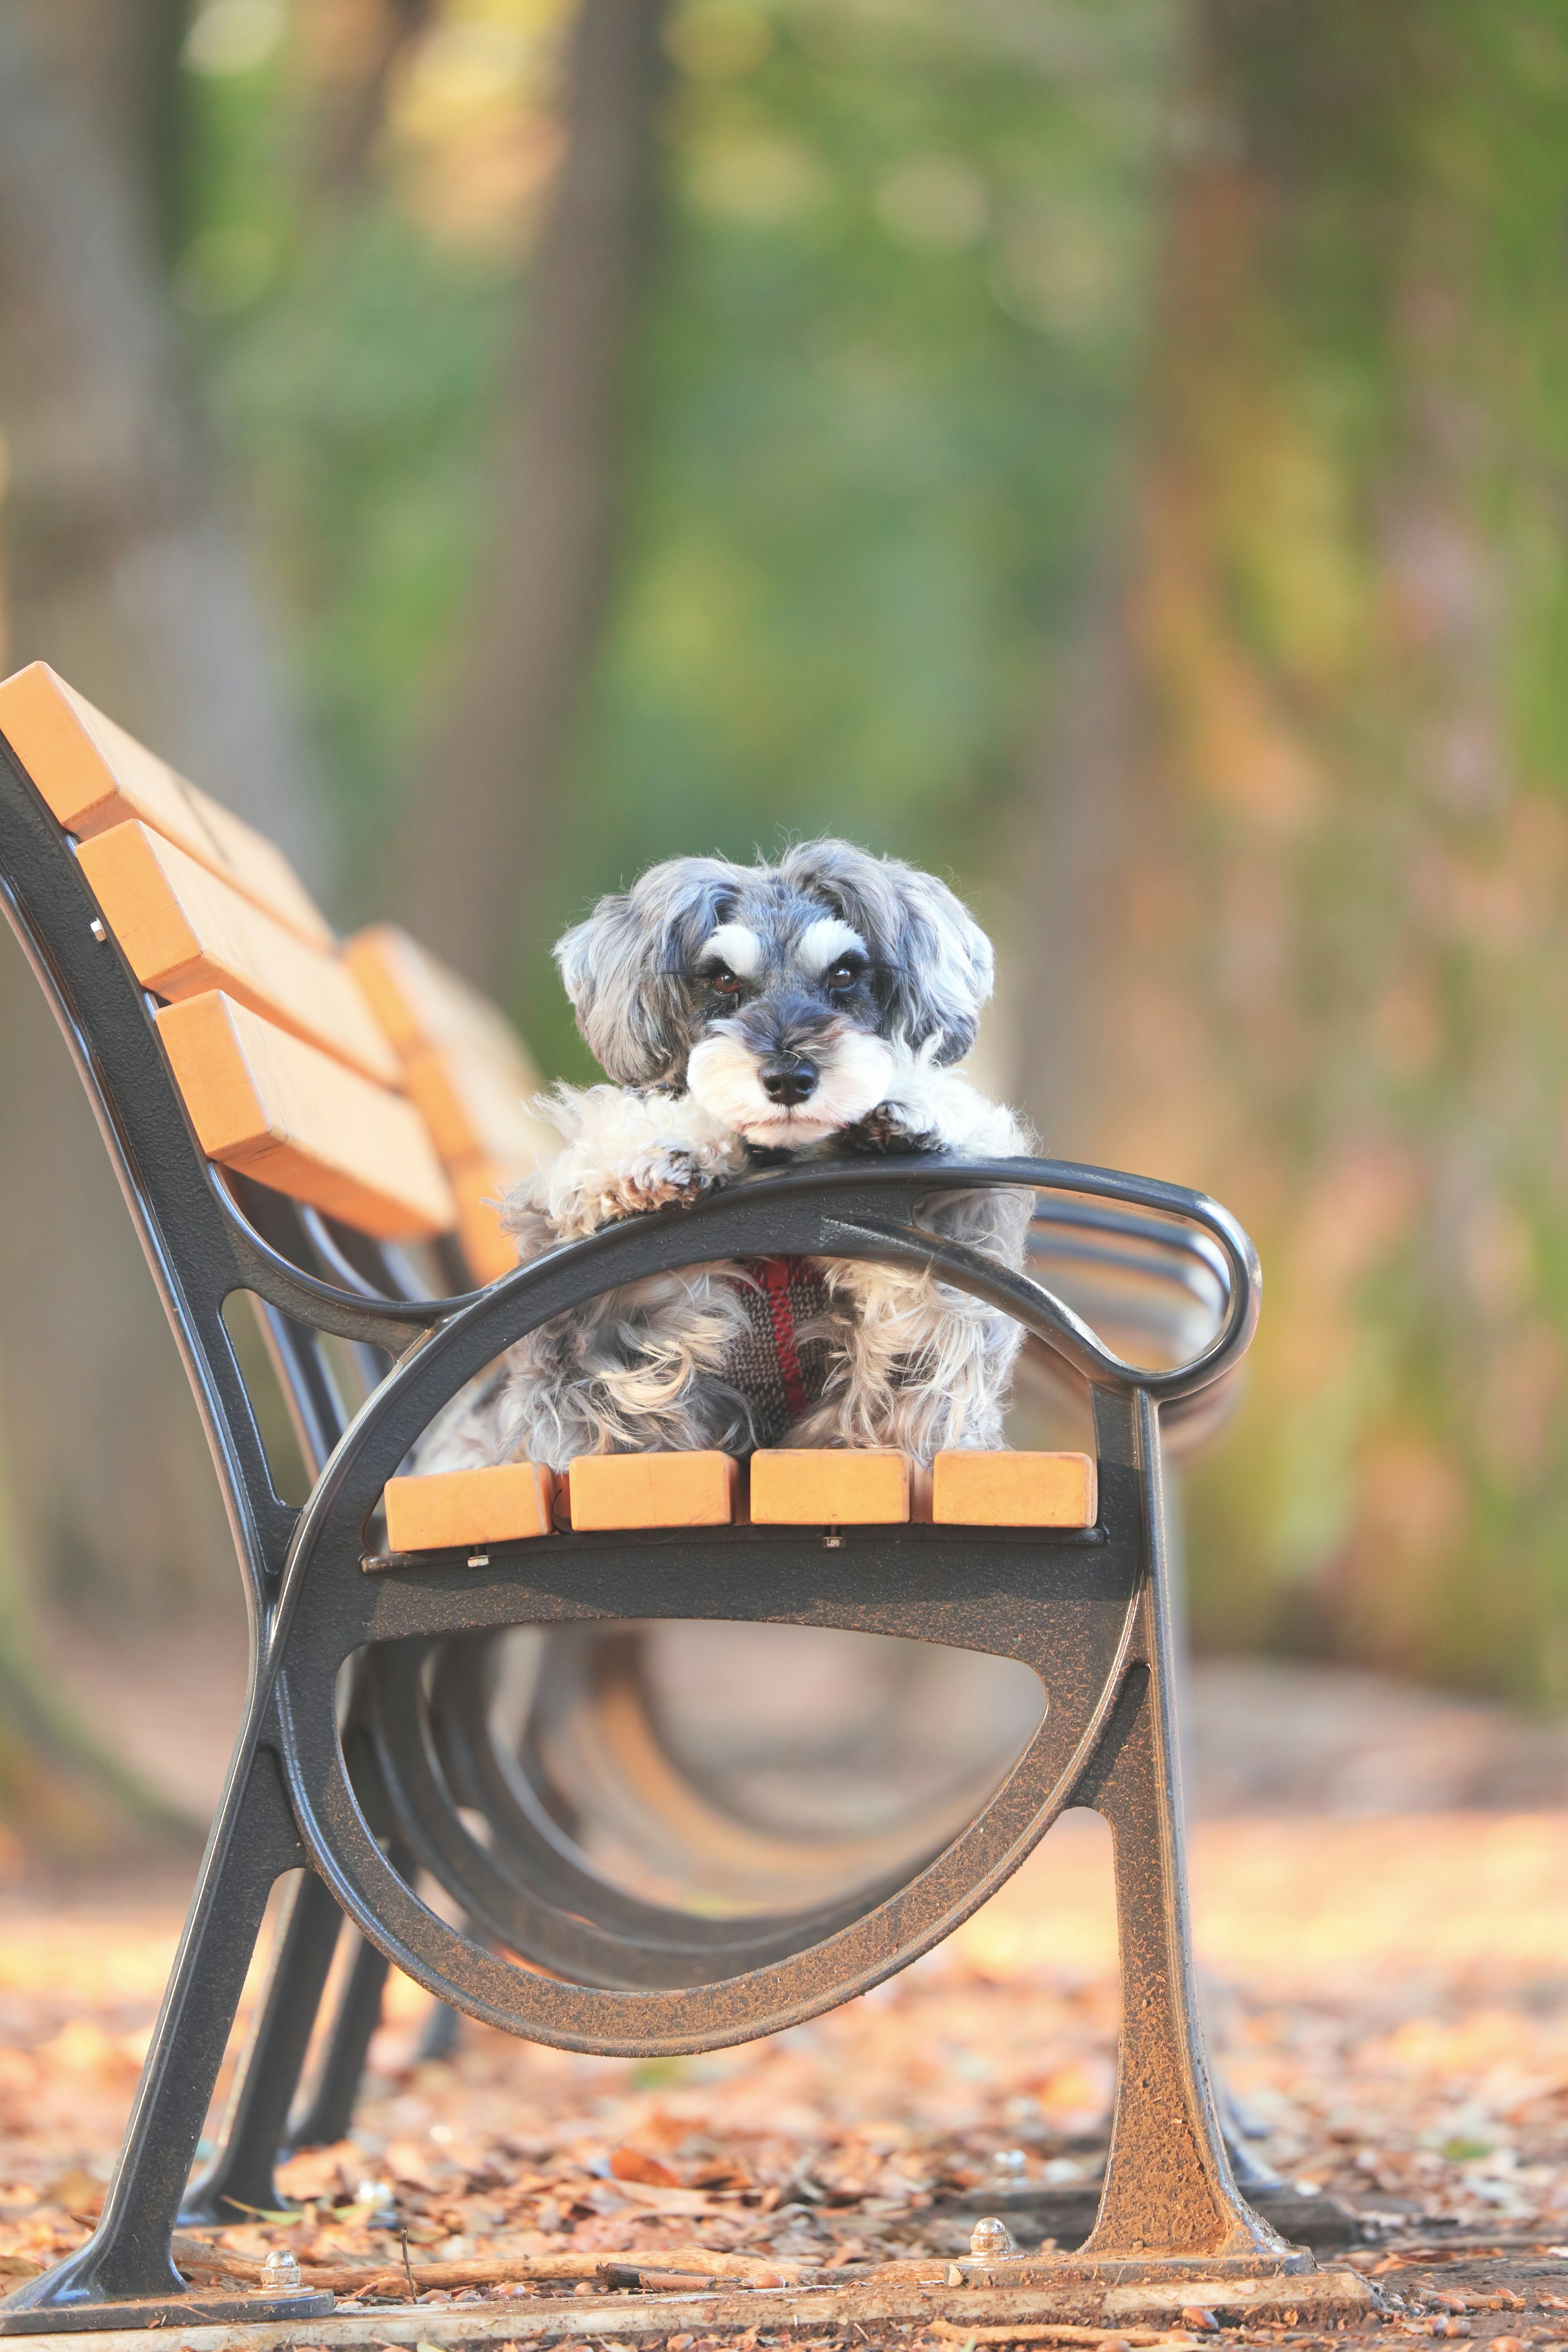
[346,923,556,1287]
[748,1449,909,1525]
[566,1452,738,1530]
[346,922,533,1067]
[451,1161,518,1286]
[403,1042,559,1172]
[385,1463,555,1552]
[157,990,457,1241]
[926,1449,1098,1528]
[78,821,400,1087]
[0,662,333,949]
[380,1448,1100,1549]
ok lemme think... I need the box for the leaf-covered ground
[7,1803,1568,2339]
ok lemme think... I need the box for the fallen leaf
[607,2147,680,2189]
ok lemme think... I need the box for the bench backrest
[0,661,556,1290]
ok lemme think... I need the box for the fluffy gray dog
[419,840,1034,1474]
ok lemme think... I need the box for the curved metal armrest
[277,1154,1259,1606]
[253,1152,1257,1394]
[416,1153,1258,1398]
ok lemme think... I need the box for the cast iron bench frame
[0,733,1301,2328]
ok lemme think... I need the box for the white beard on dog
[687,1028,893,1147]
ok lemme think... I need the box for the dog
[415,840,1035,1475]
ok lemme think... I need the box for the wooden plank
[345,924,556,1288]
[157,991,457,1241]
[403,1042,558,1172]
[345,923,537,1070]
[452,1161,518,1286]
[566,1452,737,1531]
[384,1462,555,1553]
[748,1449,909,1526]
[0,660,332,947]
[77,821,400,1086]
[929,1449,1098,1528]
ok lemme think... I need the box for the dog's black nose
[760,1056,818,1105]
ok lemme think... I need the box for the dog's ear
[779,840,993,1064]
[555,858,743,1084]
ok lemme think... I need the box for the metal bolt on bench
[0,664,1342,2333]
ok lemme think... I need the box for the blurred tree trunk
[0,1,326,867]
[305,0,436,198]
[1016,0,1568,1702]
[392,0,669,1002]
[1010,540,1140,1155]
[0,0,327,1846]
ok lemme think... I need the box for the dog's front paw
[838,1103,937,1156]
[606,1143,715,1219]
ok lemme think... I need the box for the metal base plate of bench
[0,2289,335,2336]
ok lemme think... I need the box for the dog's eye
[708,966,742,997]
[825,960,862,991]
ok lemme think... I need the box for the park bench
[0,662,1334,2333]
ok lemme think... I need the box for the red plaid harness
[724,1256,834,1449]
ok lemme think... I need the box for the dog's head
[555,840,994,1147]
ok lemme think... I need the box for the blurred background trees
[0,0,1566,1850]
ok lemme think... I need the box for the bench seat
[379,1446,1098,1552]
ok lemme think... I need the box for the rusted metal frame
[282,1890,399,2155]
[1063,1388,1296,2272]
[2,1744,310,2313]
[0,742,1274,2308]
[180,1867,346,2226]
[0,755,298,1611]
[366,1635,936,1984]
[0,751,420,2258]
[281,1520,1137,2051]
[424,1634,926,1949]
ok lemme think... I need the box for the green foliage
[1158,1,1568,1702]
[538,0,1174,1066]
[174,0,1173,1061]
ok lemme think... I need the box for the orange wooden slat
[157,991,457,1241]
[345,923,557,1288]
[345,923,534,1069]
[0,662,332,947]
[748,1449,909,1526]
[384,1462,555,1553]
[566,1452,738,1530]
[451,1161,519,1287]
[78,821,399,1086]
[927,1450,1098,1527]
[403,1042,559,1173]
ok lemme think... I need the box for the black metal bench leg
[181,1866,345,2221]
[285,1926,392,2154]
[1071,1392,1298,2270]
[3,1744,307,2311]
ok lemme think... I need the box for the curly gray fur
[413,841,1036,1477]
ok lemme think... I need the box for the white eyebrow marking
[700,921,762,977]
[797,916,867,975]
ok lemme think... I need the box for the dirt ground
[5,1659,1568,2345]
